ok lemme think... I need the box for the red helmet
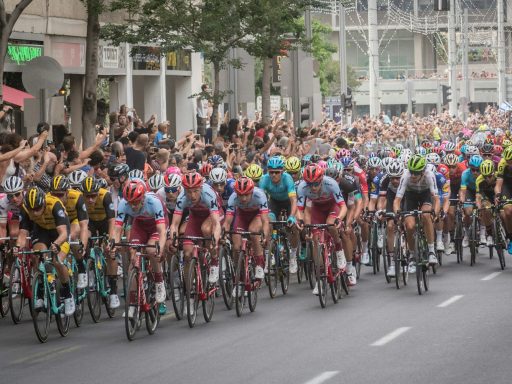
[303,164,324,183]
[234,177,254,195]
[200,163,213,177]
[123,180,145,202]
[494,145,503,155]
[182,173,203,189]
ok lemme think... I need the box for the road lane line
[481,272,502,281]
[371,327,411,346]
[437,294,464,308]
[11,345,81,365]
[303,371,340,384]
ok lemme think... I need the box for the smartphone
[195,134,200,140]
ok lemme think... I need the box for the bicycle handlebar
[303,223,336,229]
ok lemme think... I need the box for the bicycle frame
[35,251,65,315]
[89,237,110,299]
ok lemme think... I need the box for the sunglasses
[448,165,457,169]
[213,182,225,187]
[307,182,321,187]
[165,186,180,193]
[411,171,424,176]
[7,191,22,200]
[482,153,493,157]
[85,193,98,199]
[344,168,354,173]
[269,171,282,175]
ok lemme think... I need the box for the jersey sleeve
[102,192,115,220]
[173,192,188,216]
[284,173,297,197]
[19,208,33,232]
[52,201,70,228]
[296,181,307,210]
[257,191,269,214]
[396,173,408,198]
[151,197,166,225]
[327,178,345,206]
[226,192,237,216]
[115,199,128,226]
[460,170,469,189]
[427,172,438,196]
[76,195,89,222]
[496,159,506,178]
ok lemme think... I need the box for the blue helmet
[208,155,224,167]
[267,156,285,170]
[468,155,483,169]
[340,156,355,168]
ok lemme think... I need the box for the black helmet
[108,163,130,178]
[50,175,70,192]
[81,176,101,194]
[24,187,45,210]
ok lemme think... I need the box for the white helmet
[466,145,480,156]
[3,176,24,193]
[148,174,165,191]
[128,169,144,181]
[381,157,394,172]
[387,160,405,177]
[425,153,441,165]
[68,170,87,187]
[165,173,182,188]
[209,168,227,183]
[444,142,456,152]
[367,157,382,169]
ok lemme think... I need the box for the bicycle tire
[280,240,290,295]
[422,262,429,292]
[306,241,315,289]
[169,254,185,319]
[30,271,50,343]
[317,243,327,308]
[267,241,278,298]
[234,252,245,317]
[371,223,378,275]
[415,234,424,295]
[437,249,443,267]
[495,218,506,270]
[355,233,362,279]
[469,215,477,266]
[340,272,350,296]
[9,262,24,324]
[86,258,102,323]
[55,281,70,338]
[72,268,85,328]
[145,274,159,335]
[248,258,258,313]
[382,238,390,284]
[162,258,171,300]
[125,268,140,341]
[202,260,215,323]
[219,245,234,310]
[0,256,9,317]
[455,211,463,264]
[186,258,199,328]
[297,242,303,284]
[393,232,402,289]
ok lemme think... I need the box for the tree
[104,0,249,137]
[0,0,33,105]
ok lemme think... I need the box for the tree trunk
[261,56,272,124]
[211,60,221,139]
[82,0,100,148]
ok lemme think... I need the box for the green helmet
[408,154,427,172]
[480,160,495,176]
[503,146,512,161]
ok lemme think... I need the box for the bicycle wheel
[169,254,184,319]
[125,268,140,341]
[219,245,234,310]
[235,252,246,317]
[248,257,258,313]
[9,262,24,324]
[494,218,506,270]
[267,241,278,298]
[186,258,199,328]
[31,271,50,343]
[317,244,327,308]
[0,256,9,317]
[340,271,350,296]
[145,274,159,335]
[382,237,390,284]
[297,243,303,284]
[454,212,463,263]
[371,224,378,275]
[55,281,71,338]
[415,235,424,295]
[280,240,290,295]
[469,215,477,266]
[306,241,315,289]
[202,261,215,323]
[72,269,85,328]
[86,258,101,323]
[355,232,362,279]
[162,258,171,300]
[422,258,430,292]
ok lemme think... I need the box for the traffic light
[301,100,310,125]
[442,85,452,105]
[344,87,353,110]
[434,0,449,11]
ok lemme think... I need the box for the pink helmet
[335,149,350,160]
[317,160,328,169]
[166,166,181,176]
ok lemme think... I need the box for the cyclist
[0,176,25,240]
[108,163,130,210]
[476,160,497,247]
[285,156,302,184]
[111,180,168,313]
[444,152,466,252]
[169,173,223,287]
[495,146,512,253]
[82,176,118,308]
[49,175,89,289]
[459,155,484,247]
[209,167,235,211]
[259,156,299,273]
[15,187,75,316]
[68,169,88,189]
[393,155,440,266]
[222,177,270,281]
[148,173,165,193]
[156,173,183,223]
[296,164,349,293]
[244,163,263,183]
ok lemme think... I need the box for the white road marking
[437,294,464,308]
[11,345,81,365]
[481,272,502,281]
[303,371,340,384]
[371,327,411,346]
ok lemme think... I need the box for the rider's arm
[377,196,386,211]
[52,201,70,247]
[495,177,503,196]
[393,196,402,214]
[261,212,271,241]
[76,195,89,246]
[102,192,116,238]
[54,224,69,249]
[210,212,222,244]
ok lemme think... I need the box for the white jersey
[396,169,438,198]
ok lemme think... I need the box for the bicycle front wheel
[186,258,199,328]
[219,245,234,310]
[125,268,141,341]
[495,218,506,270]
[31,271,50,343]
[73,265,85,328]
[306,241,316,289]
[0,258,10,317]
[235,252,246,317]
[454,213,463,263]
[169,254,185,319]
[469,215,478,266]
[317,244,327,308]
[267,240,278,298]
[86,258,102,323]
[202,261,215,323]
[145,274,159,335]
[55,281,70,337]
[9,262,24,324]
[248,258,258,313]
[279,241,290,295]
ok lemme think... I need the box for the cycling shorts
[233,211,260,232]
[403,189,432,212]
[463,189,476,208]
[129,217,159,244]
[307,201,340,224]
[89,220,109,237]
[269,198,291,221]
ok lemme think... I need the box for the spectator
[126,133,148,171]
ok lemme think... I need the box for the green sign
[7,44,43,65]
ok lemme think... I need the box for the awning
[2,85,34,108]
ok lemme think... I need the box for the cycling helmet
[3,176,24,194]
[468,155,483,168]
[481,142,494,154]
[166,166,181,175]
[465,139,474,146]
[325,167,339,179]
[182,173,203,189]
[358,155,368,168]
[381,157,394,171]
[402,148,413,157]
[209,168,227,183]
[309,154,321,164]
[340,156,355,169]
[267,156,285,170]
[68,170,88,187]
[466,146,480,156]
[326,157,338,169]
[317,160,328,169]
[234,177,254,195]
[208,155,224,167]
[51,175,70,192]
[367,157,381,169]
[82,176,100,194]
[368,152,377,158]
[387,160,405,177]
[408,154,427,172]
[200,163,213,178]
[123,180,145,202]
[302,154,312,166]
[128,169,144,181]
[426,153,441,166]
[108,163,130,178]
[415,146,427,156]
[494,145,503,156]
[148,174,165,191]
[336,149,350,160]
[425,164,437,174]
[421,140,432,149]
[96,178,108,189]
[444,142,456,152]
[395,144,404,151]
[503,146,512,161]
[24,187,45,210]
[480,160,495,176]
[285,156,301,173]
[503,139,511,148]
[444,153,459,166]
[303,164,324,183]
[165,173,182,188]
[244,164,263,181]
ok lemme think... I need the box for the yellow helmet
[285,156,301,173]
[503,139,511,148]
[244,164,263,182]
[480,160,495,176]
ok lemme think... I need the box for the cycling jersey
[460,168,477,191]
[353,165,368,195]
[369,172,384,199]
[51,189,88,224]
[226,187,269,216]
[86,188,115,222]
[174,183,221,217]
[435,172,450,198]
[496,158,512,180]
[338,175,358,206]
[20,195,69,231]
[396,170,438,198]
[296,176,345,210]
[208,178,235,208]
[115,192,166,226]
[156,188,177,214]
[0,194,21,224]
[258,172,296,202]
[475,175,496,199]
[379,175,399,196]
[449,163,467,191]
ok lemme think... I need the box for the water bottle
[377,230,384,248]
[48,274,56,294]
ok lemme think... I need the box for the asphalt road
[1,246,512,384]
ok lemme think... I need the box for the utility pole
[338,2,348,125]
[497,0,506,104]
[448,0,458,117]
[368,0,380,117]
[462,7,469,120]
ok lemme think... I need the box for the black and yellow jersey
[20,194,70,231]
[49,190,88,224]
[496,158,512,180]
[86,188,115,222]
[475,175,496,198]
